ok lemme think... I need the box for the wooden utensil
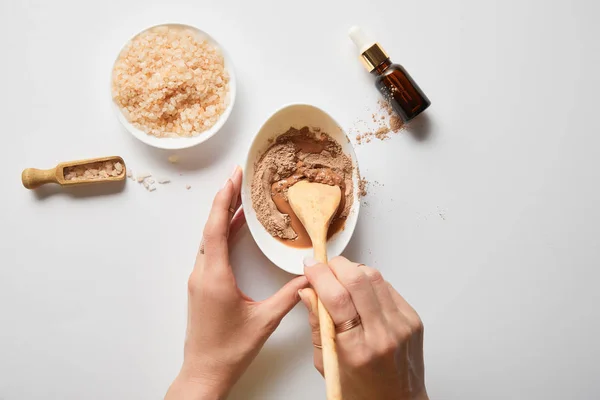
[21,156,126,189]
[288,180,343,400]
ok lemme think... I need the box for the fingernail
[303,257,319,267]
[223,178,231,189]
[231,165,240,177]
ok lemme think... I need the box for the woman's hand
[166,166,309,400]
[299,256,428,400]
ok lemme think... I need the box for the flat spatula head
[287,181,341,261]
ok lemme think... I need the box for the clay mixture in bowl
[251,127,354,247]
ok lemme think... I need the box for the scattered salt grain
[186,185,191,190]
[127,167,172,192]
[142,177,157,192]
[136,173,151,183]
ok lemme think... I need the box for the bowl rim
[110,23,236,150]
[241,103,361,274]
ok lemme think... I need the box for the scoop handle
[21,168,59,189]
[315,246,343,400]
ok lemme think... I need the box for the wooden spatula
[288,180,342,400]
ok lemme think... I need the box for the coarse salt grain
[64,160,125,181]
[142,177,156,192]
[112,25,229,138]
[136,173,151,183]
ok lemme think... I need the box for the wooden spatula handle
[21,168,59,189]
[318,297,342,399]
[315,246,342,400]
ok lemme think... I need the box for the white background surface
[1,0,599,399]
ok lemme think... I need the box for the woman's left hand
[166,166,309,400]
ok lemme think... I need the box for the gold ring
[228,207,236,214]
[335,315,362,333]
[313,343,322,349]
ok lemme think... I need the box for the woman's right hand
[298,256,428,400]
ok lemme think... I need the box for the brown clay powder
[379,99,393,115]
[251,127,354,244]
[389,114,404,132]
[358,178,368,198]
[354,99,405,144]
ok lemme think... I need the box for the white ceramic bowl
[241,104,361,275]
[111,23,236,150]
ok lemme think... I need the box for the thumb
[258,276,309,330]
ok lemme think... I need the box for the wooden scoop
[288,180,342,400]
[22,156,126,189]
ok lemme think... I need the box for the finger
[228,208,247,243]
[224,166,242,237]
[234,193,242,210]
[298,288,324,375]
[329,257,386,334]
[387,283,424,331]
[229,166,242,213]
[298,288,321,346]
[202,178,236,270]
[358,264,402,323]
[259,276,309,331]
[233,180,243,210]
[303,258,358,326]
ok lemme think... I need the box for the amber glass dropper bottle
[349,26,431,122]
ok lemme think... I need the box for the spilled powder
[358,178,368,198]
[251,127,354,240]
[390,115,403,132]
[354,99,404,145]
[379,99,393,116]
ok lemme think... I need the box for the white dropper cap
[348,26,389,72]
[349,26,375,53]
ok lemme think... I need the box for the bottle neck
[371,59,392,75]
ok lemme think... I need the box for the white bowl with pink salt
[242,104,361,275]
[111,24,236,150]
